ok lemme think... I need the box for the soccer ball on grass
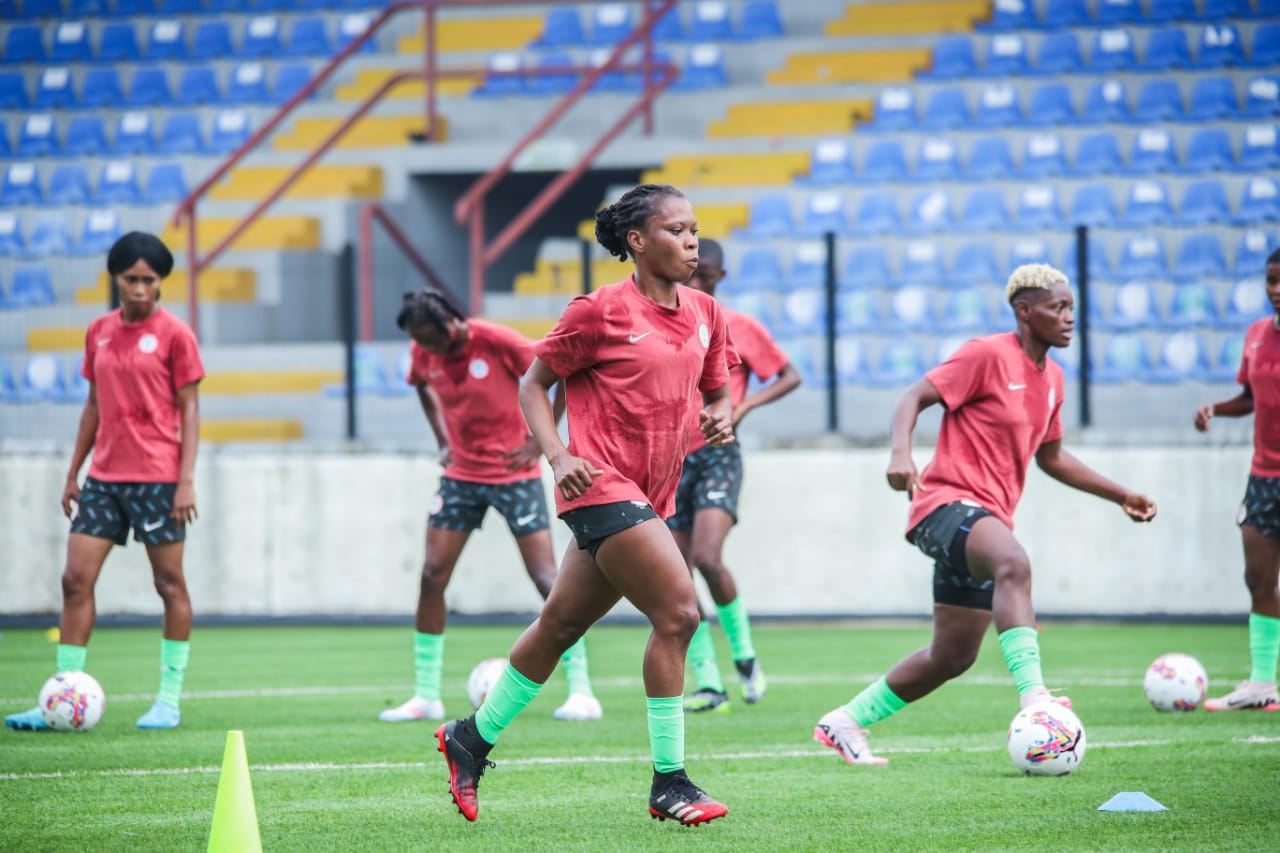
[466,657,507,710]
[1007,701,1086,776]
[1143,653,1208,711]
[39,671,105,732]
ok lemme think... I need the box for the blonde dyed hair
[1005,263,1068,304]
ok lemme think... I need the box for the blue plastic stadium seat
[907,189,953,234]
[114,111,156,156]
[335,13,377,54]
[1193,24,1243,69]
[886,286,933,332]
[973,82,1022,127]
[176,66,220,105]
[1010,237,1053,269]
[227,62,270,104]
[1038,0,1090,28]
[159,112,203,155]
[1126,127,1177,174]
[1237,177,1280,224]
[841,244,892,290]
[735,246,784,290]
[0,212,24,257]
[1243,75,1279,117]
[35,68,75,110]
[1116,234,1169,280]
[688,1,732,41]
[870,87,917,131]
[535,7,585,46]
[805,139,855,186]
[51,22,92,64]
[1072,131,1124,176]
[28,214,72,257]
[745,193,794,238]
[99,22,141,63]
[1,162,42,206]
[1070,182,1119,227]
[1164,285,1220,329]
[1080,78,1130,123]
[1211,336,1243,383]
[1178,127,1235,173]
[147,20,187,61]
[914,138,960,182]
[1025,82,1076,126]
[590,3,634,45]
[1175,178,1231,225]
[193,21,233,61]
[673,44,726,90]
[96,161,139,206]
[896,241,943,287]
[1122,180,1174,226]
[965,136,1014,180]
[274,63,312,103]
[79,68,122,109]
[240,16,282,58]
[921,87,968,130]
[1244,23,1280,68]
[1224,277,1270,325]
[1015,185,1064,230]
[1141,27,1191,70]
[1247,0,1280,17]
[79,209,121,256]
[939,288,994,333]
[0,121,8,158]
[324,346,396,399]
[3,26,45,65]
[1187,76,1239,121]
[1237,124,1280,172]
[922,35,976,79]
[869,340,926,388]
[1020,133,1067,177]
[983,33,1029,76]
[982,0,1035,29]
[1133,79,1184,122]
[161,0,204,9]
[953,241,1001,287]
[788,242,829,289]
[959,187,1011,231]
[1090,28,1137,72]
[1034,32,1083,75]
[23,0,61,15]
[110,0,158,15]
[1173,233,1229,283]
[1235,229,1276,275]
[0,356,17,400]
[851,190,900,236]
[777,289,826,334]
[0,71,28,110]
[861,139,908,182]
[832,336,867,385]
[1142,0,1195,23]
[720,291,772,326]
[46,163,91,206]
[143,162,187,204]
[1094,335,1152,383]
[129,67,173,107]
[208,109,250,154]
[8,264,55,309]
[474,53,525,97]
[17,114,57,158]
[286,18,331,57]
[1096,0,1141,25]
[801,191,849,237]
[737,1,783,40]
[1150,332,1211,382]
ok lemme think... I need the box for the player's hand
[1193,405,1213,433]
[886,450,924,495]
[502,436,540,471]
[730,401,753,429]
[550,452,605,500]
[437,444,454,469]
[1121,493,1156,522]
[700,409,735,447]
[60,476,80,519]
[172,481,197,524]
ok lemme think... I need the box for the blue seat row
[1085,278,1269,331]
[473,44,727,96]
[0,208,122,257]
[0,0,385,18]
[1,159,188,207]
[532,1,783,47]
[980,0,1279,31]
[2,109,251,158]
[0,262,56,308]
[923,23,1277,79]
[0,352,87,404]
[0,62,313,110]
[869,75,1279,132]
[1090,330,1246,384]
[322,345,413,399]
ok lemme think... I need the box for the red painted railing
[357,202,457,342]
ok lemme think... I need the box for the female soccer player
[435,184,735,826]
[1192,247,1280,712]
[814,263,1157,765]
[380,289,599,724]
[6,232,203,732]
[671,238,800,713]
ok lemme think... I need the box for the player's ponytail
[594,183,685,263]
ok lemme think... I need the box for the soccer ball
[38,671,105,732]
[466,657,507,710]
[1143,653,1208,712]
[1007,701,1086,777]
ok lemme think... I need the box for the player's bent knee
[991,553,1031,589]
[652,605,700,642]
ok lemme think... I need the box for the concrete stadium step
[160,216,322,253]
[707,98,873,138]
[642,152,810,187]
[272,114,445,151]
[74,268,257,306]
[209,165,384,202]
[336,67,480,101]
[826,0,989,36]
[397,15,544,54]
[766,48,932,85]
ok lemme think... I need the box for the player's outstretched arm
[886,377,942,494]
[1194,388,1253,432]
[1034,440,1156,522]
[520,357,601,499]
[733,363,801,428]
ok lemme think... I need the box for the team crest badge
[469,358,489,379]
[138,334,158,354]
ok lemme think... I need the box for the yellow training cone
[207,730,263,853]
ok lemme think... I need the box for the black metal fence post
[1075,225,1092,428]
[824,230,838,433]
[580,237,593,295]
[339,243,357,441]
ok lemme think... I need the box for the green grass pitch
[1,621,1277,851]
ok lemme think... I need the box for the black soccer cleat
[648,769,728,826]
[435,718,495,822]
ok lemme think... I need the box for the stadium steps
[159,216,322,253]
[209,165,384,202]
[706,98,873,138]
[825,0,989,36]
[200,418,304,443]
[272,114,445,151]
[335,68,480,101]
[74,268,257,306]
[766,48,933,85]
[641,153,810,187]
[397,15,544,54]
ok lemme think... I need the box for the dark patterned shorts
[428,476,550,536]
[665,443,743,532]
[562,500,659,559]
[69,477,185,546]
[1239,474,1280,540]
[908,500,996,611]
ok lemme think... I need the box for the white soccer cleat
[1204,680,1280,712]
[552,693,603,721]
[813,708,888,766]
[378,696,444,722]
[1020,687,1072,710]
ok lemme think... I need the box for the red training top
[406,318,539,484]
[1237,317,1280,477]
[535,275,736,518]
[82,307,204,483]
[907,332,1064,533]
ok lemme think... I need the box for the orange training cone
[207,730,263,853]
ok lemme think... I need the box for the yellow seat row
[825,0,988,35]
[397,15,544,54]
[209,165,383,202]
[336,68,480,101]
[706,98,873,138]
[201,419,303,443]
[642,153,809,188]
[74,268,257,306]
[159,216,321,254]
[272,114,447,151]
[766,48,931,86]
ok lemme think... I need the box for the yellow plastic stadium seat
[335,68,480,101]
[27,327,85,351]
[706,100,872,139]
[766,49,931,85]
[485,316,558,340]
[74,269,257,306]
[826,1,988,35]
[398,16,544,53]
[200,370,342,395]
[160,217,321,253]
[200,419,303,443]
[272,115,447,151]
[209,166,384,202]
[642,152,811,187]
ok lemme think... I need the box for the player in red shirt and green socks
[7,232,203,732]
[814,263,1157,765]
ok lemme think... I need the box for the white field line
[3,736,1276,783]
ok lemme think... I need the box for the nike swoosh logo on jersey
[628,332,651,344]
[1008,383,1026,391]
[142,519,165,532]
[516,512,538,526]
[97,338,110,347]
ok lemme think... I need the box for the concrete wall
[0,445,1254,620]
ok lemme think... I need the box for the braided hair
[396,288,465,333]
[594,183,686,262]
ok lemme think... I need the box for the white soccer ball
[1143,653,1208,712]
[1007,701,1086,776]
[466,657,507,710]
[38,671,105,732]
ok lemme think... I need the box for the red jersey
[686,304,789,454]
[82,307,204,483]
[406,319,538,484]
[535,275,736,518]
[1237,317,1280,477]
[907,332,1064,533]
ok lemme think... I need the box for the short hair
[1267,246,1280,267]
[106,232,174,279]
[1005,263,1068,305]
[396,288,464,332]
[594,183,686,262]
[698,238,724,268]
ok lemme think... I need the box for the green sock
[157,638,190,708]
[715,597,756,661]
[1248,612,1280,683]
[414,632,444,702]
[687,620,725,692]
[474,663,543,745]
[842,676,907,728]
[998,626,1045,697]
[560,637,594,697]
[55,644,86,674]
[646,696,684,773]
